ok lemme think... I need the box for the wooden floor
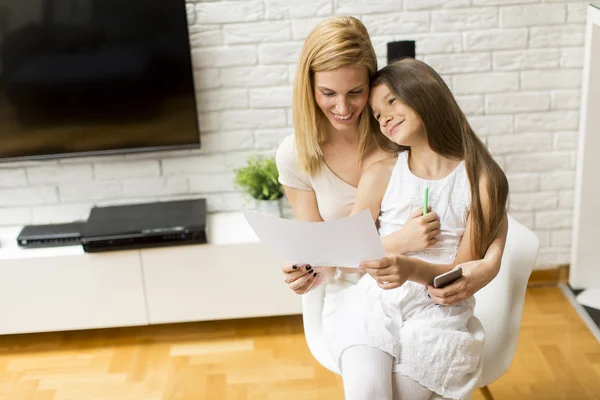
[0,287,598,400]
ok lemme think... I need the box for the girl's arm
[361,173,504,291]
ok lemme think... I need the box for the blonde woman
[276,16,507,399]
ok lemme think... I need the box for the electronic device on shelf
[80,199,207,252]
[17,221,86,248]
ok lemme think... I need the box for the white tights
[340,345,434,400]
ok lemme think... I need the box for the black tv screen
[0,0,200,162]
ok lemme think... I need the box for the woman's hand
[383,207,440,254]
[427,260,488,306]
[360,254,415,290]
[281,263,334,294]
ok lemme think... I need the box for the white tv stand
[0,213,301,335]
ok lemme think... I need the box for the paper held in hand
[242,209,385,268]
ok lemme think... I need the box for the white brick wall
[0,0,589,269]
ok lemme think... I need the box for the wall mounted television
[0,0,200,162]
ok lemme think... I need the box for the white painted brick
[371,36,396,60]
[259,42,303,64]
[473,0,537,4]
[291,18,323,40]
[162,154,226,175]
[59,182,121,202]
[0,168,26,187]
[250,87,293,108]
[122,177,188,198]
[188,172,236,193]
[540,171,575,190]
[424,53,490,74]
[191,46,257,68]
[220,109,287,130]
[0,186,57,206]
[186,4,196,25]
[197,89,248,112]
[463,29,528,51]
[559,190,574,208]
[220,66,288,88]
[567,2,589,23]
[198,112,220,133]
[506,152,571,173]
[225,150,275,169]
[551,229,572,247]
[535,248,571,266]
[405,0,470,10]
[288,64,297,85]
[506,173,540,193]
[412,33,462,54]
[431,8,497,32]
[554,132,578,150]
[560,47,584,68]
[287,108,294,126]
[509,212,534,229]
[335,0,402,14]
[510,192,558,211]
[500,4,566,28]
[515,111,579,132]
[199,131,255,154]
[362,13,430,35]
[94,160,160,180]
[533,230,551,247]
[456,95,484,115]
[188,25,221,48]
[551,90,581,110]
[521,70,582,90]
[196,1,263,24]
[26,164,92,185]
[224,21,292,44]
[265,0,331,19]
[467,115,514,136]
[530,25,585,48]
[31,203,91,225]
[453,73,519,95]
[193,69,221,90]
[255,128,295,149]
[0,207,32,226]
[536,210,573,229]
[488,133,552,155]
[493,49,560,71]
[485,92,550,114]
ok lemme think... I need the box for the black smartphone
[433,268,463,289]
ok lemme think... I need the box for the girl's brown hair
[372,58,509,259]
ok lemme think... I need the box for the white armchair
[301,216,540,400]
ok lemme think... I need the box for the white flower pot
[255,199,282,218]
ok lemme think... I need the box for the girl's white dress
[322,151,485,400]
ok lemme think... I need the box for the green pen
[423,187,429,216]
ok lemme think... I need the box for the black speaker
[387,41,416,65]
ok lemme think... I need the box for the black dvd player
[17,221,86,248]
[81,199,207,253]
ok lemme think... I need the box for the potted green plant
[234,156,284,217]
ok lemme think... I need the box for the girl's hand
[426,261,485,306]
[281,263,334,294]
[385,207,440,254]
[360,254,414,290]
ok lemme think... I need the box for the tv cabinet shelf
[0,213,301,335]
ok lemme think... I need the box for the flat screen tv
[0,0,200,162]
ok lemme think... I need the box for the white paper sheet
[242,209,385,268]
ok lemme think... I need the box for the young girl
[323,59,509,400]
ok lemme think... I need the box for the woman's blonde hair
[292,16,395,175]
